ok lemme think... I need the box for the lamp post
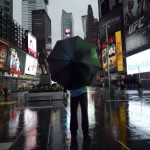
[138,65,141,83]
[106,23,110,99]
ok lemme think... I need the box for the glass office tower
[22,0,49,32]
[61,9,74,39]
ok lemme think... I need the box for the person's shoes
[71,135,77,143]
[83,134,91,142]
[70,137,78,150]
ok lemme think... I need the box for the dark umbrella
[48,36,101,90]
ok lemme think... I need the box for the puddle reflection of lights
[65,112,70,133]
[24,109,37,149]
[87,87,95,125]
[8,110,20,137]
[129,101,150,133]
[51,111,56,123]
[87,87,93,103]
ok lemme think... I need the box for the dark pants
[70,92,89,137]
[4,89,8,100]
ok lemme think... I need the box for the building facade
[0,8,39,92]
[0,0,13,18]
[86,5,99,47]
[98,0,150,89]
[85,5,100,86]
[81,15,88,39]
[98,0,122,19]
[32,9,51,53]
[0,8,25,50]
[123,0,150,89]
[61,10,74,39]
[22,0,49,32]
[32,9,51,74]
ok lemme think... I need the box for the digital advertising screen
[102,48,117,73]
[126,48,150,75]
[25,54,38,76]
[123,0,150,53]
[101,31,123,73]
[0,42,8,70]
[46,35,52,55]
[28,32,37,57]
[5,47,26,77]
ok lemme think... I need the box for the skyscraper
[0,0,13,18]
[22,0,49,32]
[86,5,99,47]
[61,9,74,39]
[32,9,51,53]
[81,15,88,39]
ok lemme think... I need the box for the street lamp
[138,65,141,83]
[106,23,110,99]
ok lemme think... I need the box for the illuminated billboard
[115,31,123,71]
[46,35,52,55]
[102,31,123,72]
[28,32,37,57]
[126,48,150,75]
[0,42,8,70]
[102,47,117,72]
[25,54,38,76]
[5,47,26,76]
[123,0,150,53]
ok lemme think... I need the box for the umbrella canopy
[48,36,101,90]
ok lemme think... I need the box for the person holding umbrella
[70,86,90,142]
[48,36,101,143]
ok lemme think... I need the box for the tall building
[85,5,100,86]
[22,0,49,32]
[0,8,25,50]
[81,15,88,39]
[32,9,51,74]
[32,9,51,53]
[86,5,99,47]
[61,9,74,39]
[0,0,13,18]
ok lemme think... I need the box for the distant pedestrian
[4,84,9,101]
[120,81,127,98]
[0,84,4,101]
[120,81,126,90]
[137,82,143,98]
[70,86,90,143]
[115,81,120,90]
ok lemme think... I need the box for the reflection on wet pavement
[0,89,150,149]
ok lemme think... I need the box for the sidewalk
[0,88,150,149]
[49,88,150,150]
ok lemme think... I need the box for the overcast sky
[13,0,98,48]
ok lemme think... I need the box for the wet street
[0,88,150,149]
